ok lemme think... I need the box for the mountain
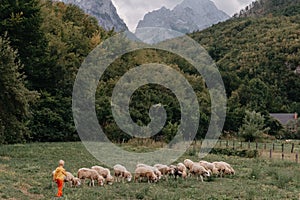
[59,0,128,32]
[136,0,229,33]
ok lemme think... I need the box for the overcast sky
[111,0,254,31]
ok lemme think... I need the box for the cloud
[112,0,253,31]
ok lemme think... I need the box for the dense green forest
[0,0,299,144]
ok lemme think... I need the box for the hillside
[0,0,300,144]
[190,3,300,134]
[236,0,300,17]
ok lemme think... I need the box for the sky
[111,0,254,31]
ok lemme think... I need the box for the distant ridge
[136,0,229,33]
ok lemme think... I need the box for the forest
[0,0,300,144]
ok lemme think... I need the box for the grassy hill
[0,142,299,199]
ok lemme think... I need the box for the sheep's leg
[200,175,203,182]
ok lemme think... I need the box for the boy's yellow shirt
[54,166,67,181]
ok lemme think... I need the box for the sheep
[177,163,187,173]
[136,164,162,180]
[113,164,132,183]
[213,161,235,177]
[183,159,194,170]
[65,172,81,187]
[199,160,219,176]
[154,164,174,175]
[189,163,210,182]
[176,163,187,179]
[52,170,81,188]
[91,166,114,185]
[134,167,158,183]
[77,168,104,187]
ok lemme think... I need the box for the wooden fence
[195,140,299,163]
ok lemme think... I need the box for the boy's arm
[62,168,67,176]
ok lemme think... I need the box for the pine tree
[0,36,38,144]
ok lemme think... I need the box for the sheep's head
[124,171,132,182]
[97,176,104,186]
[106,175,114,185]
[151,174,158,183]
[202,170,210,177]
[168,165,176,175]
[73,178,81,186]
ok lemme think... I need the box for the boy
[53,160,67,197]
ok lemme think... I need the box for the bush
[210,148,259,158]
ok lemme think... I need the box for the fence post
[264,143,266,150]
[226,140,229,148]
[269,149,272,159]
[256,143,258,150]
[282,153,284,160]
[296,153,298,164]
[291,143,295,153]
[281,143,284,153]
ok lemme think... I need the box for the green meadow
[0,142,299,200]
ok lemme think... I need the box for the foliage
[1,0,300,143]
[210,148,259,158]
[239,110,270,142]
[0,36,38,144]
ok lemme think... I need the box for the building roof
[270,113,297,125]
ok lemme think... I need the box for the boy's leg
[56,179,64,197]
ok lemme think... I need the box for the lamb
[189,163,210,182]
[136,164,162,180]
[77,168,104,187]
[52,170,81,187]
[91,166,114,185]
[113,164,132,183]
[134,166,158,183]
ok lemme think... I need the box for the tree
[0,0,47,90]
[238,110,270,142]
[0,36,38,144]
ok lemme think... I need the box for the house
[270,113,298,132]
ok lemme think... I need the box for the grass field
[0,142,300,200]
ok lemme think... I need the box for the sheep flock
[52,159,235,187]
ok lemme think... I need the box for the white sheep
[176,163,188,179]
[134,166,158,183]
[136,164,162,180]
[77,168,104,187]
[189,163,210,182]
[91,166,114,185]
[113,164,132,183]
[199,160,219,176]
[212,161,235,177]
[213,161,235,176]
[154,164,175,180]
[183,159,194,170]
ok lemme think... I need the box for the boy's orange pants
[56,179,64,197]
